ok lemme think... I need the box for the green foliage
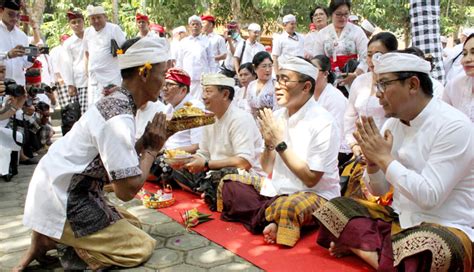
[36,0,473,48]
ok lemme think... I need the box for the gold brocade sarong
[54,207,156,270]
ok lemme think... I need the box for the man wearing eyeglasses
[219,56,341,247]
[314,52,473,271]
[162,68,204,154]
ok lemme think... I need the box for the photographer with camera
[0,0,34,86]
[220,21,243,79]
[0,60,26,181]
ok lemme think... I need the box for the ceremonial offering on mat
[163,149,193,170]
[139,185,175,209]
[166,102,215,135]
[181,208,213,230]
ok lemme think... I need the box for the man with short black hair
[219,56,341,247]
[0,0,32,86]
[62,9,88,114]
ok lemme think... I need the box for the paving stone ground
[0,123,262,271]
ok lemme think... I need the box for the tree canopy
[24,0,473,48]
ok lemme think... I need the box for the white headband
[201,73,235,88]
[279,56,318,82]
[172,26,186,35]
[282,14,296,24]
[373,52,431,75]
[248,23,261,32]
[118,37,170,70]
[86,5,105,16]
[361,20,375,33]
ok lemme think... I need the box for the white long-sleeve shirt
[364,98,474,241]
[0,21,31,85]
[176,35,213,81]
[272,31,305,58]
[62,34,88,88]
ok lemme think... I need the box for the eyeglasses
[164,82,179,88]
[375,76,410,94]
[334,12,350,18]
[276,76,305,86]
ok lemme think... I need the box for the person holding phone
[0,0,33,86]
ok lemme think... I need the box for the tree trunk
[112,0,119,24]
[231,0,241,22]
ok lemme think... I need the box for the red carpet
[142,182,373,272]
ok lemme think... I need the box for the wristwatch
[204,160,210,171]
[275,141,287,153]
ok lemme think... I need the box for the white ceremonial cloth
[260,98,340,199]
[62,34,88,88]
[83,23,126,86]
[272,31,305,58]
[234,39,265,65]
[0,21,31,85]
[443,74,474,123]
[23,91,141,239]
[197,104,265,176]
[364,98,474,240]
[344,72,386,146]
[316,83,349,153]
[176,35,213,81]
[164,95,204,149]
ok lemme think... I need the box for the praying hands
[352,116,394,172]
[257,108,285,148]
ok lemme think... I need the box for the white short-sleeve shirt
[260,98,341,200]
[272,31,305,58]
[23,89,141,239]
[234,39,265,65]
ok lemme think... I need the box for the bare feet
[329,241,352,258]
[263,223,277,244]
[328,241,379,270]
[12,231,58,271]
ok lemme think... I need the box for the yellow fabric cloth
[265,192,327,247]
[55,207,156,270]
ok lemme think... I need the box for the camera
[4,79,26,97]
[24,46,39,57]
[39,47,50,55]
[27,83,53,97]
